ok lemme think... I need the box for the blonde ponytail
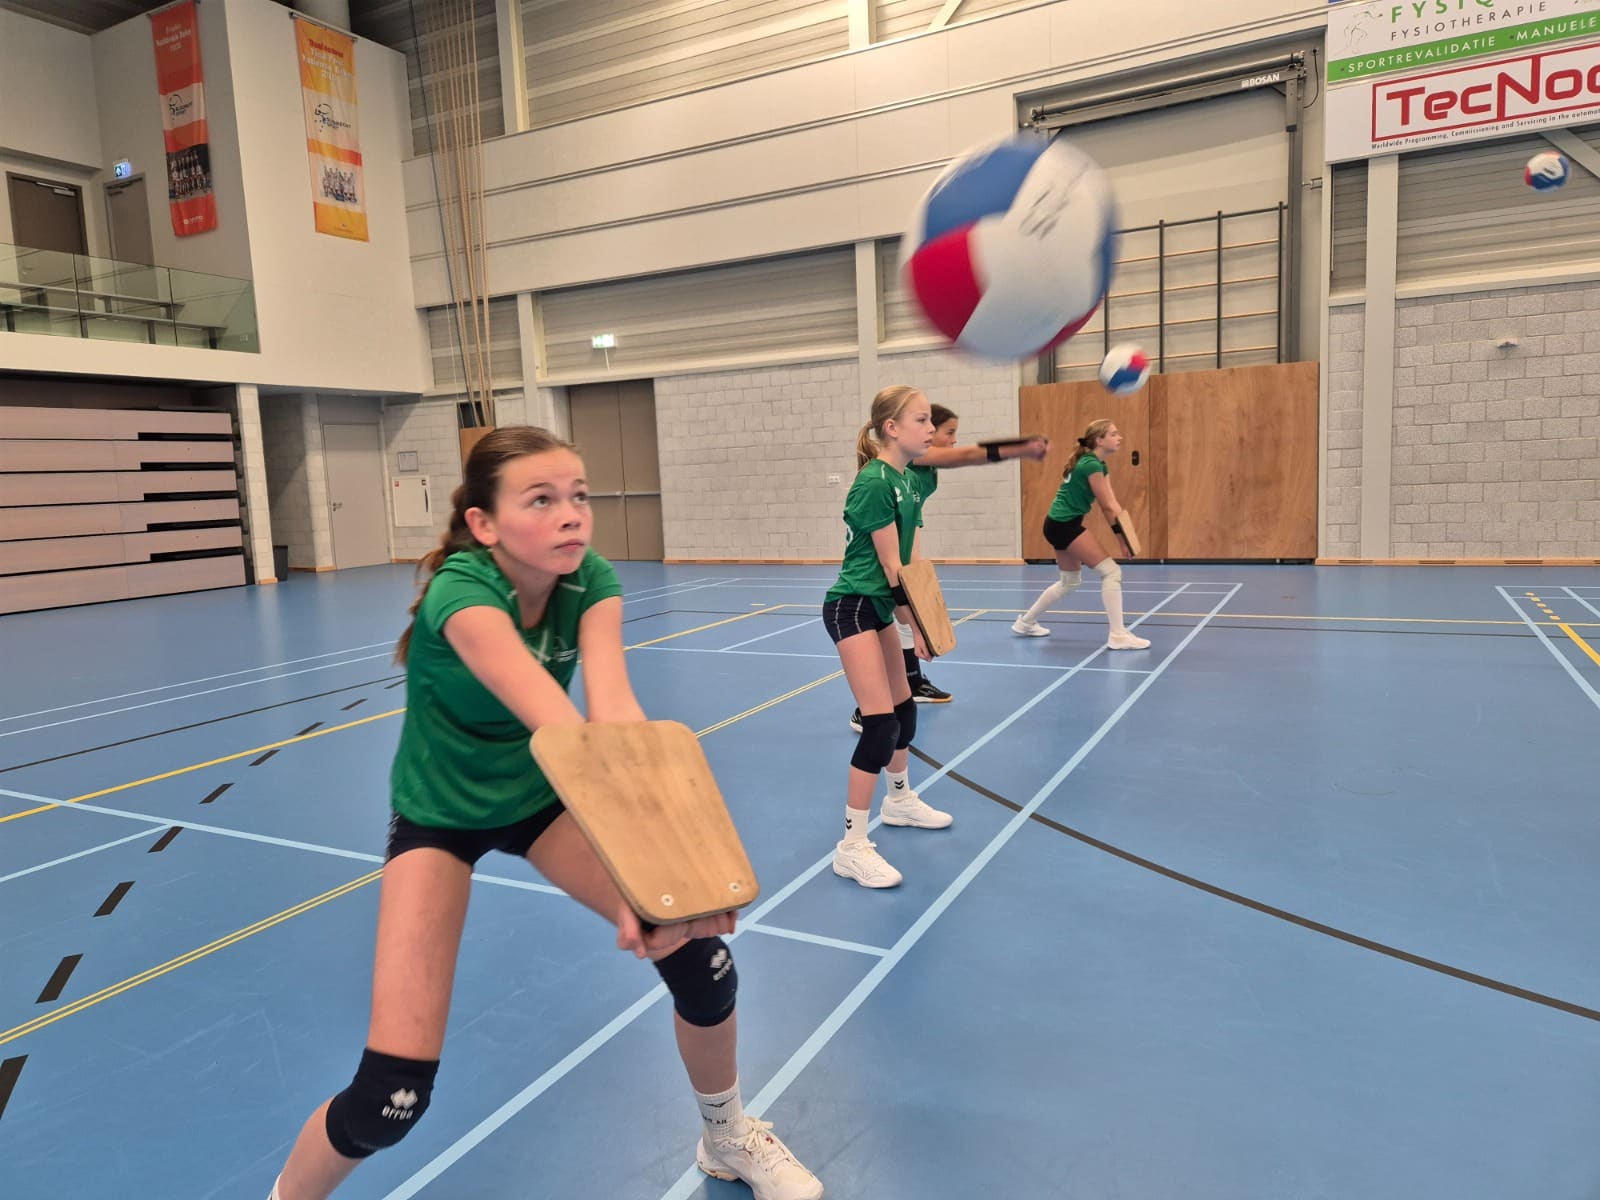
[856,385,925,469]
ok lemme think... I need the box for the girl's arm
[577,596,646,723]
[1089,474,1134,554]
[915,437,1048,469]
[443,606,586,730]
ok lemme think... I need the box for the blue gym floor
[3,561,1600,1199]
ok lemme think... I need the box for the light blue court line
[744,923,890,958]
[656,583,1242,1200]
[0,824,167,885]
[0,652,395,740]
[720,617,820,651]
[1562,587,1600,622]
[1496,587,1600,716]
[0,788,562,897]
[0,641,395,725]
[381,584,1208,1200]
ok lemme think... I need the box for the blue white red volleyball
[1098,343,1151,395]
[1525,151,1569,191]
[900,134,1117,361]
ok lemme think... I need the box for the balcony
[0,242,257,352]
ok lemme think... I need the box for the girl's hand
[913,626,933,662]
[1022,436,1049,460]
[616,902,737,959]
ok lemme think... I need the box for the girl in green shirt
[269,428,820,1200]
[822,387,955,890]
[1013,417,1151,650]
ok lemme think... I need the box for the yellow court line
[1042,609,1600,628]
[1559,624,1600,670]
[0,870,382,1048]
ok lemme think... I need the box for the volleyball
[900,134,1118,361]
[1098,343,1152,395]
[1525,151,1569,191]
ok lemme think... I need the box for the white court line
[711,581,1213,594]
[744,924,889,958]
[635,643,1153,674]
[0,787,562,897]
[379,582,1209,1200]
[1496,587,1600,715]
[0,825,167,885]
[720,617,819,651]
[1562,587,1600,622]
[0,653,395,741]
[719,575,1237,589]
[623,579,733,604]
[623,576,723,600]
[0,641,395,725]
[657,585,1241,1200]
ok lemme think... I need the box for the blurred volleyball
[1098,343,1152,395]
[900,134,1117,360]
[1525,151,1569,191]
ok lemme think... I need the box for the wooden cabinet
[1020,362,1318,561]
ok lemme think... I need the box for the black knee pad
[654,937,738,1028]
[850,712,899,773]
[324,1049,439,1159]
[893,697,917,749]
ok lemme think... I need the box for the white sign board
[392,475,433,528]
[1326,0,1600,161]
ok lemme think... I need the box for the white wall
[0,0,428,396]
[0,11,106,255]
[382,397,463,560]
[402,0,1327,303]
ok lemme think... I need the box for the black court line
[250,749,279,767]
[0,1056,24,1121]
[0,675,402,776]
[94,881,135,917]
[200,783,232,805]
[909,746,1600,1025]
[148,827,183,853]
[296,721,323,737]
[36,955,81,1004]
[384,680,406,690]
[341,698,366,711]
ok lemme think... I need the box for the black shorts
[385,805,566,868]
[1043,515,1088,551]
[822,594,892,643]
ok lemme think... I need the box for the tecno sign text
[1374,38,1600,139]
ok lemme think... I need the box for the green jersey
[391,546,622,829]
[906,462,938,528]
[825,458,924,623]
[1048,453,1106,521]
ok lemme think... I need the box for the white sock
[1095,560,1126,634]
[844,805,870,841]
[268,1180,282,1200]
[1020,581,1064,624]
[885,767,911,798]
[696,1079,746,1140]
[1059,568,1082,594]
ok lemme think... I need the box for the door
[322,423,391,569]
[568,380,663,560]
[7,174,88,254]
[1159,362,1318,558]
[106,178,155,266]
[1019,381,1155,560]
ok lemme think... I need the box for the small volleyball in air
[900,134,1117,361]
[1525,151,1569,191]
[1098,343,1152,395]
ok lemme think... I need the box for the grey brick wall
[654,350,1022,560]
[261,394,317,569]
[1390,284,1600,558]
[1325,305,1364,557]
[383,398,465,561]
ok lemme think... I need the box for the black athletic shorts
[385,805,566,867]
[1043,515,1088,551]
[822,594,892,643]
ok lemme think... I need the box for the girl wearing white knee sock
[1012,419,1150,650]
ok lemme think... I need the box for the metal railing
[0,242,258,352]
[1051,203,1287,381]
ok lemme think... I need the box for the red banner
[151,0,217,237]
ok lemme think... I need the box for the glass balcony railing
[0,242,258,352]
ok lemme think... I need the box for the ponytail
[856,385,925,469]
[394,425,574,664]
[856,422,880,469]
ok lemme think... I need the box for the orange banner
[151,0,217,237]
[294,17,368,241]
